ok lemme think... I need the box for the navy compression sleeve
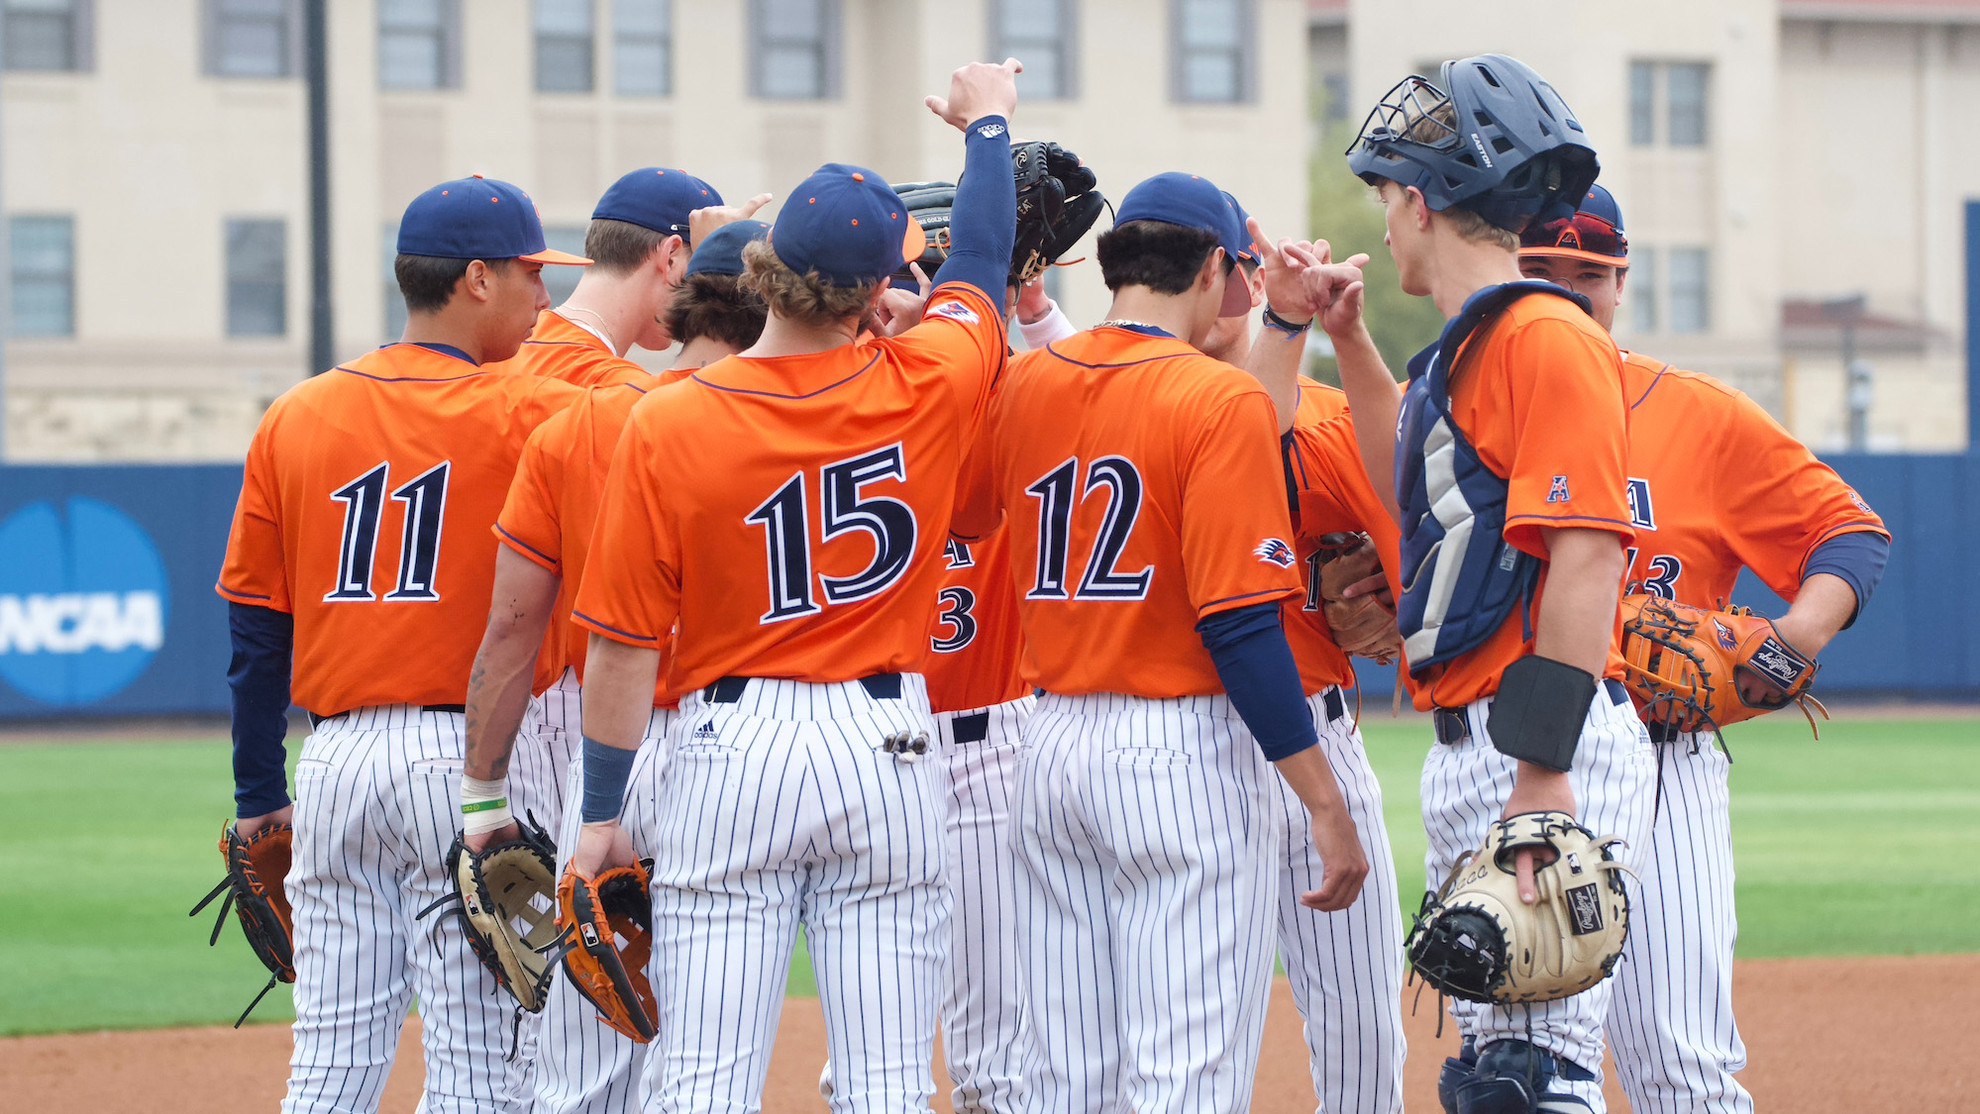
[1802,530,1890,628]
[931,114,1016,305]
[227,600,294,818]
[1197,601,1318,761]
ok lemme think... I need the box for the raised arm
[925,59,1022,306]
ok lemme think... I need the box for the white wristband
[459,774,513,836]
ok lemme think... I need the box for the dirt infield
[2,955,1969,1113]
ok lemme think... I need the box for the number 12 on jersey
[746,444,919,624]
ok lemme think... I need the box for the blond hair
[739,241,881,328]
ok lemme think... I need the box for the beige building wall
[2,0,1309,461]
[1343,0,1787,409]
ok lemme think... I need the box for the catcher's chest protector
[1393,283,1584,675]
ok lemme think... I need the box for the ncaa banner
[0,465,242,717]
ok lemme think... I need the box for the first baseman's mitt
[552,860,658,1042]
[892,140,1105,287]
[1407,811,1631,1005]
[416,817,561,1013]
[1312,532,1401,664]
[1619,594,1826,737]
[189,820,295,1027]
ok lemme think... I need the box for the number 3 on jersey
[325,461,450,603]
[745,444,918,625]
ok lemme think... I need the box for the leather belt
[1434,679,1628,746]
[307,703,465,729]
[951,711,991,745]
[703,673,902,704]
[1319,687,1346,724]
[1646,720,1685,745]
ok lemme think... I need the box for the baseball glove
[189,820,295,1027]
[891,141,1105,288]
[1407,811,1632,1005]
[552,860,658,1042]
[1619,594,1826,737]
[415,817,561,1013]
[1313,532,1401,664]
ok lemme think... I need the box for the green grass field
[2,716,1974,1036]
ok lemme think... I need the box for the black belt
[307,703,465,729]
[1646,720,1685,745]
[952,710,991,745]
[1319,688,1346,724]
[702,673,902,705]
[1434,679,1628,746]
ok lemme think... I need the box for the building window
[1629,60,1710,148]
[206,0,294,78]
[379,0,458,90]
[751,0,838,100]
[993,0,1075,100]
[226,219,287,338]
[4,0,90,72]
[1628,247,1658,334]
[536,0,593,93]
[10,215,75,337]
[1172,0,1251,104]
[1668,247,1710,334]
[541,226,587,308]
[614,0,670,97]
[1320,72,1349,121]
[383,224,408,341]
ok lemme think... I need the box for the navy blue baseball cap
[769,164,927,287]
[396,175,591,265]
[593,167,723,240]
[1117,173,1258,267]
[686,219,770,277]
[1519,184,1628,266]
[1220,190,1261,269]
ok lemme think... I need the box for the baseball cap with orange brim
[1518,184,1628,267]
[768,164,926,287]
[397,174,592,266]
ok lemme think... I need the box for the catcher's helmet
[1346,53,1599,234]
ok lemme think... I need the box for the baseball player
[951,171,1368,1114]
[1012,198,1411,1113]
[463,218,771,1114]
[566,59,1021,1114]
[216,175,588,1113]
[1518,186,1890,1114]
[1326,57,1658,1114]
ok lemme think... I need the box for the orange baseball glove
[190,821,295,1027]
[553,860,658,1042]
[1619,594,1826,735]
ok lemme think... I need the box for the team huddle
[203,53,1889,1114]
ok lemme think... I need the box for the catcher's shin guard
[1454,1039,1599,1114]
[1439,1037,1480,1114]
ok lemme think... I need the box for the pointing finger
[910,261,932,297]
[738,193,773,218]
[1345,252,1371,269]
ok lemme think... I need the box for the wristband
[1261,304,1313,337]
[459,774,512,836]
[580,736,638,824]
[1485,655,1598,773]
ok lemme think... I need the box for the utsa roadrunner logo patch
[1711,617,1738,651]
[927,300,980,325]
[1254,538,1295,567]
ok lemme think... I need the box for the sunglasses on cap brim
[1519,211,1628,266]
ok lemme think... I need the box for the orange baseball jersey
[217,343,582,715]
[1411,295,1634,711]
[1619,351,1887,605]
[572,283,1007,697]
[1282,382,1404,695]
[492,309,652,388]
[495,368,693,706]
[921,529,1028,714]
[950,325,1303,697]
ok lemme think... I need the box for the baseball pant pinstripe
[1013,691,1281,1114]
[936,695,1035,1114]
[530,707,674,1114]
[1272,687,1406,1114]
[1418,685,1655,1113]
[285,705,555,1114]
[1605,733,1751,1114]
[634,675,950,1114]
[514,668,585,837]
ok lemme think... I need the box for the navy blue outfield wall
[0,455,1970,719]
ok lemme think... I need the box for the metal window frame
[1664,60,1711,148]
[612,0,671,97]
[377,0,461,91]
[2,0,92,73]
[1168,0,1255,105]
[1627,59,1657,146]
[534,0,595,94]
[8,213,77,338]
[749,0,841,100]
[1667,245,1711,335]
[224,216,289,338]
[202,0,301,79]
[990,0,1078,101]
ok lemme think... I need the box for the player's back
[219,343,578,715]
[577,285,1004,698]
[958,325,1299,698]
[493,309,650,387]
[921,530,1028,714]
[1619,351,1884,607]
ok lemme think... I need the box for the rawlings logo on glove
[1619,594,1827,737]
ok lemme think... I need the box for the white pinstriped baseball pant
[283,704,557,1114]
[1270,687,1407,1114]
[1012,691,1282,1114]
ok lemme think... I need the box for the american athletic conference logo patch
[927,300,980,325]
[1254,538,1295,567]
